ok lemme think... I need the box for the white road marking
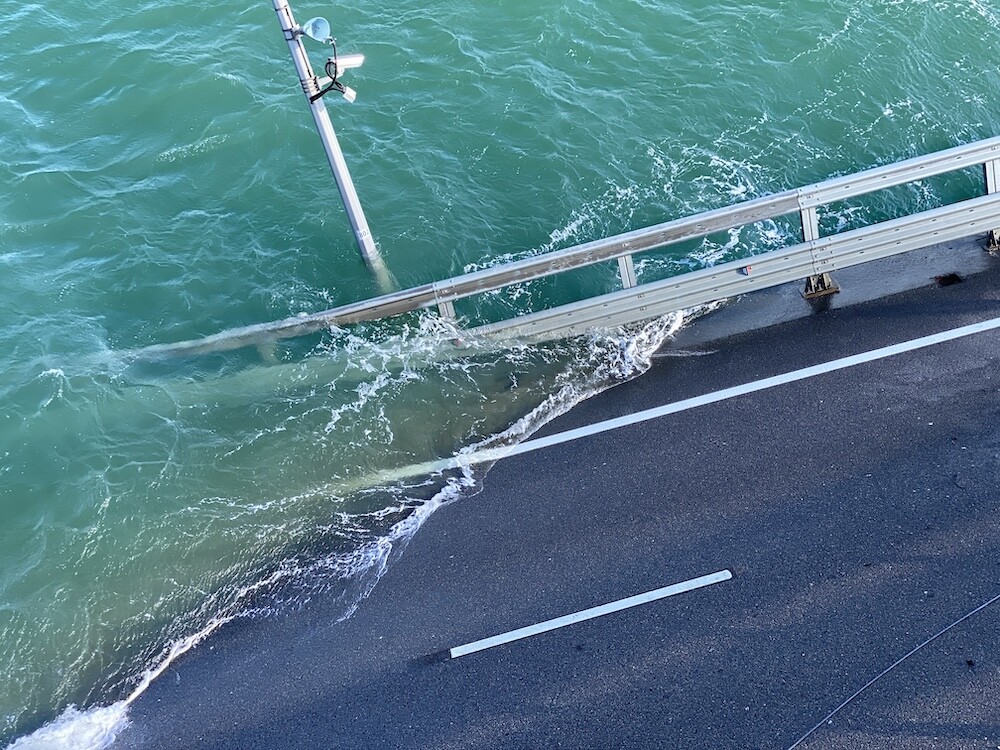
[449,569,733,659]
[369,314,1000,487]
[452,314,1000,469]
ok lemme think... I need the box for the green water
[2,1,999,746]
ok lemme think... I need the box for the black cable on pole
[309,38,346,102]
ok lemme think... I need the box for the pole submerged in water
[271,0,393,291]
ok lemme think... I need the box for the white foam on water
[309,314,692,622]
[323,466,480,622]
[154,134,228,164]
[4,703,128,750]
[35,368,67,411]
[1,468,478,750]
[2,611,239,750]
[3,310,687,750]
[2,563,299,750]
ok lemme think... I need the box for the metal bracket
[302,77,321,96]
[802,272,840,299]
[986,229,1000,255]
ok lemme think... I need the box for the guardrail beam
[130,136,1000,360]
[469,191,1000,343]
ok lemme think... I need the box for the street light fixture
[300,16,331,42]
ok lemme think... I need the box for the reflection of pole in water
[271,0,394,292]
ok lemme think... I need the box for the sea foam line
[4,314,682,750]
[4,612,240,750]
[4,555,302,750]
[2,469,477,750]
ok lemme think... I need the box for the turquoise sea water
[2,1,999,746]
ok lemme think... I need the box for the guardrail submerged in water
[135,136,1000,359]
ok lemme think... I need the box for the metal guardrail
[471,191,1000,341]
[135,136,1000,358]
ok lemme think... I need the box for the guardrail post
[985,159,999,194]
[801,206,836,297]
[800,206,820,242]
[987,160,1000,252]
[618,255,638,289]
[438,300,457,319]
[803,272,839,299]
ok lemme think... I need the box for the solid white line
[452,314,1000,469]
[449,569,733,659]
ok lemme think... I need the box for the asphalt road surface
[117,257,1000,750]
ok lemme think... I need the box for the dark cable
[309,38,346,102]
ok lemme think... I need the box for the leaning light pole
[271,0,392,291]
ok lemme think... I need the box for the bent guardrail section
[134,136,1000,359]
[470,192,1000,342]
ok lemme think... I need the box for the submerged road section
[118,261,1000,750]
